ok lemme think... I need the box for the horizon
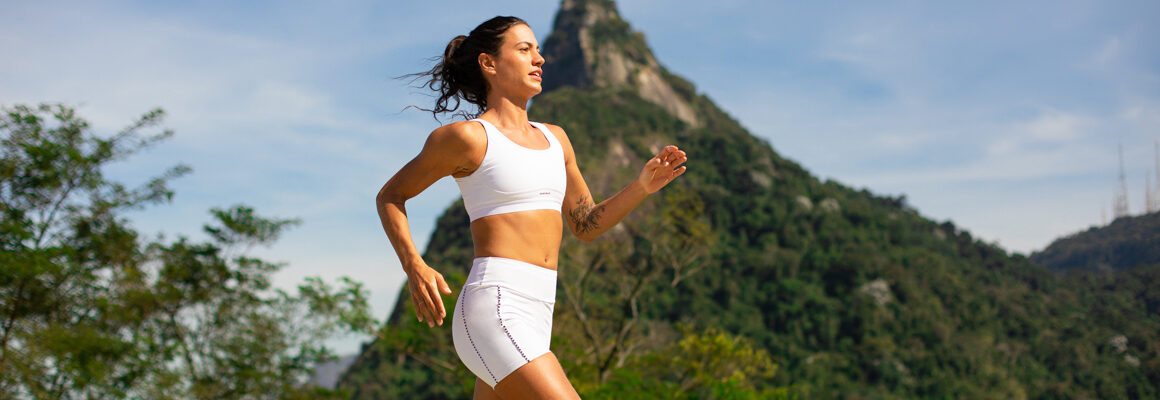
[3,0,1158,353]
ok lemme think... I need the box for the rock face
[542,0,699,126]
[858,279,893,306]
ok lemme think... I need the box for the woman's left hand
[638,145,688,194]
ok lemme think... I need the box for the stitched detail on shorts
[497,287,530,362]
[462,290,497,384]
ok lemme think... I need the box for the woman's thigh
[492,352,579,400]
[473,378,502,400]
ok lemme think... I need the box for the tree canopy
[1,104,377,399]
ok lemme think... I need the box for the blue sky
[4,0,1158,352]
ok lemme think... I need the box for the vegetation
[1031,211,1160,272]
[340,1,1156,397]
[340,85,1158,399]
[10,3,1150,397]
[588,14,651,66]
[0,104,377,399]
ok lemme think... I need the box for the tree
[556,183,714,387]
[1,104,376,399]
[585,328,792,400]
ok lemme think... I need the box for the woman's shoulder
[532,121,563,132]
[427,120,487,149]
[532,122,575,156]
[532,121,569,141]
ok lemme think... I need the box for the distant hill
[339,1,1159,398]
[308,354,358,390]
[1031,211,1160,272]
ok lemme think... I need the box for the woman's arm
[376,122,483,327]
[548,125,688,242]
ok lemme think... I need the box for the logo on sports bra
[540,191,551,196]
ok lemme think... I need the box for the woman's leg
[473,378,502,400]
[493,352,579,400]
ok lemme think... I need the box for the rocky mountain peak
[542,0,700,126]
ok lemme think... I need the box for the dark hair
[408,16,528,120]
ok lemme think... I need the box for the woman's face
[482,24,545,99]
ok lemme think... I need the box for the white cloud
[1093,36,1122,69]
[1023,111,1085,142]
[987,109,1091,156]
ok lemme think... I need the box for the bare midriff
[470,209,563,270]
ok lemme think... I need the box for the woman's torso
[453,117,566,269]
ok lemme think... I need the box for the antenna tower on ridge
[1113,143,1129,219]
[1151,141,1160,213]
[1148,170,1156,214]
[1154,141,1160,212]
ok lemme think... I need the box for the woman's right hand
[406,260,453,327]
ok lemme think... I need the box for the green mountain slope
[339,1,1159,398]
[1031,211,1160,272]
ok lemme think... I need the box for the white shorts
[452,257,557,387]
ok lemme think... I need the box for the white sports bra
[455,119,567,222]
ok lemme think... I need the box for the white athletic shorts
[452,257,557,387]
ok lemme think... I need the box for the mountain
[339,1,1159,398]
[1031,211,1160,272]
[540,0,698,126]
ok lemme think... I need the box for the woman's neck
[482,92,533,130]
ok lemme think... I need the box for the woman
[376,16,688,399]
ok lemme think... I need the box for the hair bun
[444,35,469,62]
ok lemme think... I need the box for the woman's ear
[478,53,497,76]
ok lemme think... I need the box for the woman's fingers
[656,150,686,173]
[412,289,431,325]
[656,146,685,166]
[410,290,423,323]
[409,271,449,327]
[658,146,676,163]
[638,145,687,193]
[436,273,452,294]
[427,277,447,325]
[412,282,434,326]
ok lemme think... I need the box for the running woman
[376,16,688,399]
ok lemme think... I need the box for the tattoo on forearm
[569,195,604,234]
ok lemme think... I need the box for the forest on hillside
[339,1,1158,398]
[1032,211,1160,272]
[339,82,1160,399]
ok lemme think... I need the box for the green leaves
[1,104,375,399]
[205,205,301,247]
[299,276,379,337]
[586,328,787,399]
[1,103,188,253]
